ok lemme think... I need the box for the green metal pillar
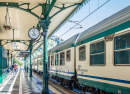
[42,25,49,94]
[42,19,51,94]
[27,57,28,73]
[24,58,26,71]
[30,41,33,77]
[7,50,9,69]
[24,61,25,70]
[25,58,27,73]
[25,58,27,72]
[11,54,12,65]
[0,40,1,46]
[40,1,56,93]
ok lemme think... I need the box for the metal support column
[25,58,27,72]
[11,54,12,65]
[27,57,28,73]
[30,41,33,77]
[42,19,50,94]
[7,50,9,69]
[41,1,56,93]
[0,40,1,46]
[24,58,26,71]
[12,57,14,65]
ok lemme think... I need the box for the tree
[13,58,23,67]
[18,62,23,67]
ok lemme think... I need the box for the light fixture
[3,5,12,31]
[11,29,16,48]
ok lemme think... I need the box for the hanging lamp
[3,5,12,31]
[11,29,16,48]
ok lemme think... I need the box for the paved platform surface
[0,68,57,94]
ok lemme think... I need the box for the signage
[20,51,30,57]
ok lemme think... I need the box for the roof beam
[2,40,29,46]
[0,2,39,18]
[45,0,57,17]
[50,3,80,20]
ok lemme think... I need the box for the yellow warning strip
[49,85,62,94]
[33,73,62,94]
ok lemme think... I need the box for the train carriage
[48,33,81,89]
[33,6,130,94]
[75,6,130,94]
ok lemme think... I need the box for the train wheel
[69,81,74,90]
[91,87,96,94]
[60,78,63,85]
[56,77,59,82]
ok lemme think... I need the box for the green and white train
[32,6,130,94]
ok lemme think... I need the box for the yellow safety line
[33,73,62,94]
[49,85,62,94]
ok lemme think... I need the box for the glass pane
[115,50,130,64]
[51,56,54,65]
[60,52,65,65]
[79,46,85,61]
[115,33,130,50]
[91,41,105,54]
[40,59,43,65]
[55,54,58,65]
[66,50,70,61]
[39,59,43,69]
[91,54,105,65]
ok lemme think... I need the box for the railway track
[33,72,78,94]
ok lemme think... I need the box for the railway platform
[0,68,64,94]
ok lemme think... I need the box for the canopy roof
[0,0,87,57]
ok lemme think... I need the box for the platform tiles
[0,68,64,94]
[0,70,19,94]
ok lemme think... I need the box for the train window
[51,55,54,65]
[66,50,71,61]
[90,41,105,65]
[40,59,43,65]
[55,54,58,65]
[114,33,130,65]
[79,46,86,61]
[60,52,65,65]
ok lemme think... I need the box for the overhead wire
[58,0,110,38]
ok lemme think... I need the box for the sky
[53,0,130,41]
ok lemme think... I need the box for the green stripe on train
[76,21,130,46]
[78,78,130,94]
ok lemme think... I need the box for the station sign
[20,51,30,57]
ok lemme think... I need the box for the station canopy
[0,0,87,57]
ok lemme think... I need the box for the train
[32,6,130,94]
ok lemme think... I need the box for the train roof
[76,5,130,46]
[48,33,81,54]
